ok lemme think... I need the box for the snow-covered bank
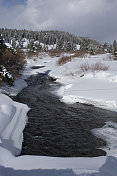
[1,155,107,175]
[92,121,117,157]
[0,94,29,156]
[25,53,117,112]
[1,154,117,176]
[0,79,27,96]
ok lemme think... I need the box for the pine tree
[113,40,117,59]
[0,34,5,47]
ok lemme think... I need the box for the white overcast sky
[0,0,117,43]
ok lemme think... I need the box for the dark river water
[13,72,117,157]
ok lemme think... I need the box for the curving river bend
[13,72,117,157]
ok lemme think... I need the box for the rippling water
[13,73,117,157]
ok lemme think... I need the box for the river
[13,72,117,157]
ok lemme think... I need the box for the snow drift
[0,93,30,155]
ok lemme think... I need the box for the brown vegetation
[26,50,40,58]
[47,49,63,57]
[57,50,89,65]
[70,50,89,58]
[0,47,26,77]
[57,56,72,65]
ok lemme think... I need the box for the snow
[0,146,15,165]
[92,121,117,157]
[0,94,29,155]
[1,52,117,175]
[40,43,57,50]
[4,43,12,49]
[76,44,80,50]
[0,78,27,96]
[0,154,117,176]
[21,38,29,48]
[3,155,107,176]
[4,155,105,171]
[15,40,19,48]
[28,53,117,112]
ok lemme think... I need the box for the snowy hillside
[0,28,104,52]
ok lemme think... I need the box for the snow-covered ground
[24,53,117,112]
[0,52,117,175]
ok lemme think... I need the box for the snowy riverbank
[0,53,117,175]
[28,53,117,112]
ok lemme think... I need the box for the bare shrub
[57,56,72,65]
[80,63,90,73]
[80,62,109,73]
[57,50,89,66]
[26,50,39,58]
[47,50,63,57]
[92,62,109,71]
[108,54,114,61]
[57,51,88,65]
[0,48,26,77]
[71,50,89,58]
